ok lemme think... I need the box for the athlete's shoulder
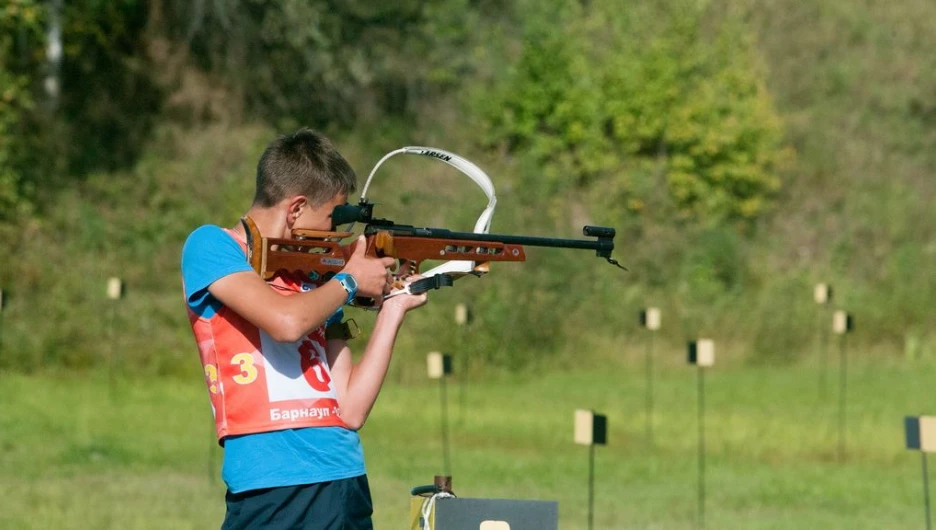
[181,224,251,304]
[183,225,242,257]
[184,224,230,246]
[181,224,248,274]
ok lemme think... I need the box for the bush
[480,0,789,227]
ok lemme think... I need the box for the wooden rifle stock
[240,216,622,295]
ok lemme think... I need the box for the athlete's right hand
[341,235,396,298]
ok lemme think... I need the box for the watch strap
[333,272,357,305]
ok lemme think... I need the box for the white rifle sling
[360,146,498,281]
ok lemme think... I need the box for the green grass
[1,355,933,529]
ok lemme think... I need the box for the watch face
[344,274,358,290]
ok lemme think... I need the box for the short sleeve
[181,225,254,315]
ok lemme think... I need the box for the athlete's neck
[234,207,290,240]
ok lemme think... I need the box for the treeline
[2,0,785,230]
[1,0,497,224]
[1,0,934,374]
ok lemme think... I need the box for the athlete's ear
[285,195,308,227]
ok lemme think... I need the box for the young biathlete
[181,128,427,529]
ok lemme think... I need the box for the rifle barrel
[366,224,614,255]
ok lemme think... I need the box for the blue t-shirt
[181,225,366,493]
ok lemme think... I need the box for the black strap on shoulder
[325,319,359,341]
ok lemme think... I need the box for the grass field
[1,354,933,529]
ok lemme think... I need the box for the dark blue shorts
[221,475,373,530]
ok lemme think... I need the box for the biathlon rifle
[241,147,625,310]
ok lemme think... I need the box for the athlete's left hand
[380,275,428,314]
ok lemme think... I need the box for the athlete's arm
[185,227,394,343]
[209,272,348,343]
[327,289,427,430]
[210,238,394,342]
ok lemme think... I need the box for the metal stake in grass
[814,283,833,398]
[106,278,125,398]
[0,288,7,363]
[574,409,607,530]
[640,307,661,446]
[833,310,853,462]
[906,416,936,530]
[454,303,471,424]
[688,339,715,530]
[428,351,453,477]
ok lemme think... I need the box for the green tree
[0,0,42,228]
[481,0,789,226]
[655,30,788,222]
[158,0,494,128]
[58,0,160,175]
[480,0,612,197]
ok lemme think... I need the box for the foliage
[0,0,42,230]
[479,0,789,226]
[1,0,935,373]
[155,0,490,128]
[57,0,161,176]
[0,123,272,374]
[478,0,608,197]
[0,0,161,232]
